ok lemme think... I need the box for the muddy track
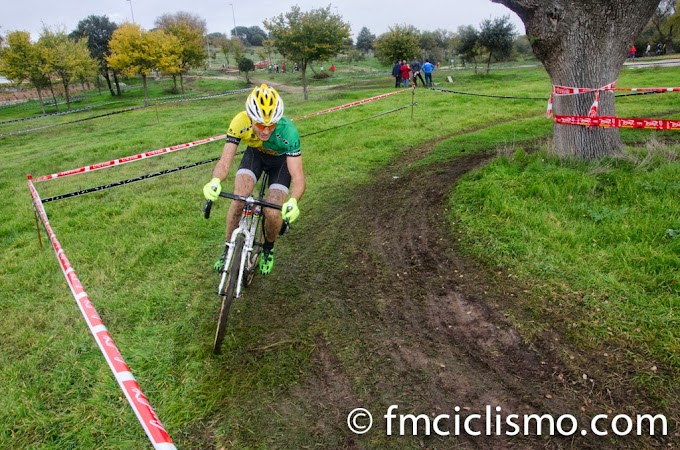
[277,143,675,449]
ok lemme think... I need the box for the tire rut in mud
[276,148,674,449]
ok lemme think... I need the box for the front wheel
[245,214,265,287]
[213,235,244,354]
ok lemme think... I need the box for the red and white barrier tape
[27,177,176,450]
[35,135,227,183]
[290,89,405,121]
[547,81,617,118]
[554,115,680,130]
[23,88,421,447]
[34,90,409,183]
[548,81,680,129]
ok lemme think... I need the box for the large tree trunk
[491,0,661,159]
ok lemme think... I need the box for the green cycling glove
[203,177,222,201]
[281,198,300,223]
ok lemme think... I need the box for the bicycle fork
[217,213,259,298]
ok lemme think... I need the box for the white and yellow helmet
[245,84,284,126]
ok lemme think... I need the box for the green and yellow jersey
[226,111,301,157]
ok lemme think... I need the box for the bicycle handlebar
[203,192,283,220]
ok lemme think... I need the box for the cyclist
[203,84,305,275]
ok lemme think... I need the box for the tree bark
[36,87,45,115]
[301,61,309,100]
[103,71,114,96]
[113,71,122,96]
[62,79,71,110]
[48,82,59,112]
[491,0,661,159]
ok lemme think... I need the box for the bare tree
[491,0,662,159]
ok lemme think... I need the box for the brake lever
[203,200,213,219]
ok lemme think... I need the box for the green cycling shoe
[259,249,274,275]
[213,257,225,272]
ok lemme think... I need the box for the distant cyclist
[203,84,306,275]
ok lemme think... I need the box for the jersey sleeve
[226,112,250,145]
[281,119,301,157]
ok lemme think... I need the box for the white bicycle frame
[217,199,262,299]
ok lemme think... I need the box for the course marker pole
[27,174,44,249]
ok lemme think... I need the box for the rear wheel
[213,235,244,354]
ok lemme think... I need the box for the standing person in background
[392,60,402,88]
[411,58,425,87]
[400,60,411,88]
[421,59,435,87]
[330,63,335,73]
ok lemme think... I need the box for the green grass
[1,64,678,448]
[451,148,679,367]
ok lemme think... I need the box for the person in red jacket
[400,60,411,88]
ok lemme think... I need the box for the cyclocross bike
[203,171,286,354]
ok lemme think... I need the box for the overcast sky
[2,1,524,40]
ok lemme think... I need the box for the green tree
[264,5,350,100]
[670,1,680,43]
[356,27,376,54]
[232,25,268,45]
[230,37,246,67]
[208,32,228,65]
[0,31,51,113]
[373,25,421,66]
[155,12,207,93]
[70,15,120,96]
[238,56,255,83]
[420,29,452,64]
[492,0,662,159]
[512,34,534,59]
[39,27,97,110]
[478,15,517,74]
[455,24,480,71]
[641,0,676,50]
[247,26,268,46]
[107,23,180,106]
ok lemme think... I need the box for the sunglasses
[252,122,277,132]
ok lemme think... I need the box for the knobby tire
[213,235,244,354]
[246,215,265,287]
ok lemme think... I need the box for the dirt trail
[275,145,676,449]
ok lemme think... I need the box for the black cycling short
[236,146,291,194]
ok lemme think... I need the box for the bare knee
[234,173,255,196]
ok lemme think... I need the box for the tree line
[1,3,678,113]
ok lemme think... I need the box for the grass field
[1,62,678,448]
